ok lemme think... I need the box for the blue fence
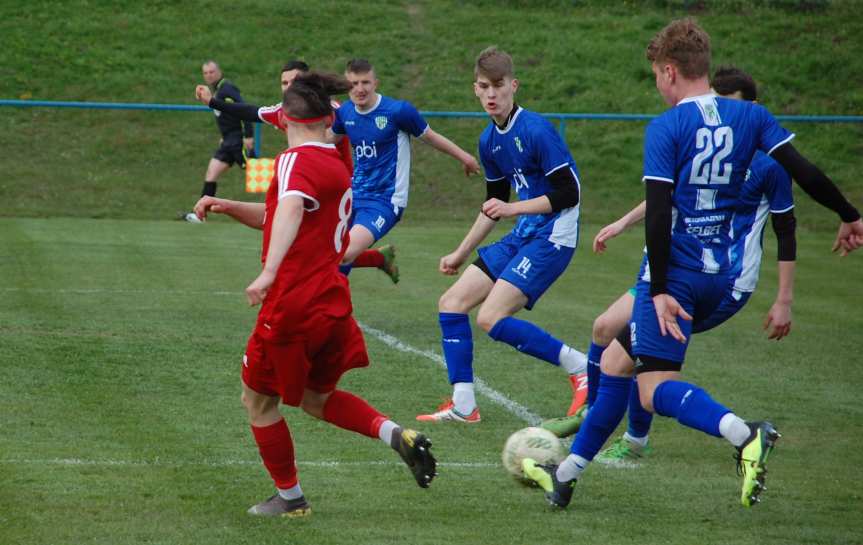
[3,99,862,157]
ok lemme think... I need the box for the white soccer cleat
[416,399,481,423]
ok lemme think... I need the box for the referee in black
[184,60,255,223]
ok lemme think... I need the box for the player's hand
[652,293,692,343]
[243,137,255,152]
[832,219,863,257]
[193,196,230,221]
[246,269,276,306]
[195,85,213,105]
[462,155,481,177]
[593,220,626,254]
[764,300,792,340]
[482,198,515,219]
[439,252,465,275]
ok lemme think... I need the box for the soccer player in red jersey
[196,61,399,282]
[193,71,436,517]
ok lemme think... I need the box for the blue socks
[586,342,604,407]
[626,378,653,438]
[570,373,631,460]
[439,313,473,384]
[652,380,730,438]
[487,316,563,366]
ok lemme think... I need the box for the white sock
[719,413,751,447]
[453,382,476,414]
[556,454,589,482]
[277,483,304,500]
[623,431,649,447]
[558,345,588,375]
[378,419,399,445]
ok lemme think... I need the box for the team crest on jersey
[514,137,524,153]
[375,116,388,130]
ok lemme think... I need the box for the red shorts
[241,315,369,406]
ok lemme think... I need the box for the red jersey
[258,101,354,173]
[256,142,353,340]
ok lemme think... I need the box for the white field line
[1,286,544,426]
[358,323,543,426]
[0,458,499,469]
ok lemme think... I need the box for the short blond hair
[475,46,514,82]
[646,18,711,79]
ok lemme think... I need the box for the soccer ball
[501,426,568,480]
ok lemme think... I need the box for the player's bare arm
[482,195,552,219]
[440,213,498,275]
[764,261,794,340]
[420,128,481,176]
[594,200,647,253]
[246,195,304,306]
[194,197,265,229]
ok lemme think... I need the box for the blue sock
[487,316,563,366]
[339,264,353,276]
[586,342,605,407]
[569,373,631,460]
[626,378,653,438]
[652,380,731,438]
[439,313,473,384]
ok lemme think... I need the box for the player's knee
[299,391,328,419]
[638,386,656,413]
[439,290,468,313]
[475,308,500,333]
[592,313,619,346]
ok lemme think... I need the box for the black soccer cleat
[522,458,577,508]
[393,428,437,488]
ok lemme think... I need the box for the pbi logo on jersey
[356,140,378,159]
[375,116,388,130]
[512,256,532,279]
[373,215,386,231]
[492,145,501,154]
[513,136,524,153]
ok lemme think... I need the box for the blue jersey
[728,152,794,292]
[332,95,429,208]
[478,107,581,247]
[643,94,794,273]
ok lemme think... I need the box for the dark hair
[345,58,374,74]
[711,65,758,101]
[282,71,351,120]
[475,46,514,81]
[646,18,711,79]
[281,60,309,73]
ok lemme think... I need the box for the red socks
[352,249,385,268]
[251,419,298,489]
[322,390,388,439]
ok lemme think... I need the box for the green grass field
[1,217,862,544]
[2,1,863,543]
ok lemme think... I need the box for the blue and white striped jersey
[728,152,794,292]
[478,107,581,247]
[332,95,428,208]
[643,93,794,273]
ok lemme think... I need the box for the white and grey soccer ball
[501,426,568,480]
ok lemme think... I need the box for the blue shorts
[692,286,752,334]
[350,198,404,243]
[629,265,730,365]
[477,232,574,310]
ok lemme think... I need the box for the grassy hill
[2,0,861,228]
